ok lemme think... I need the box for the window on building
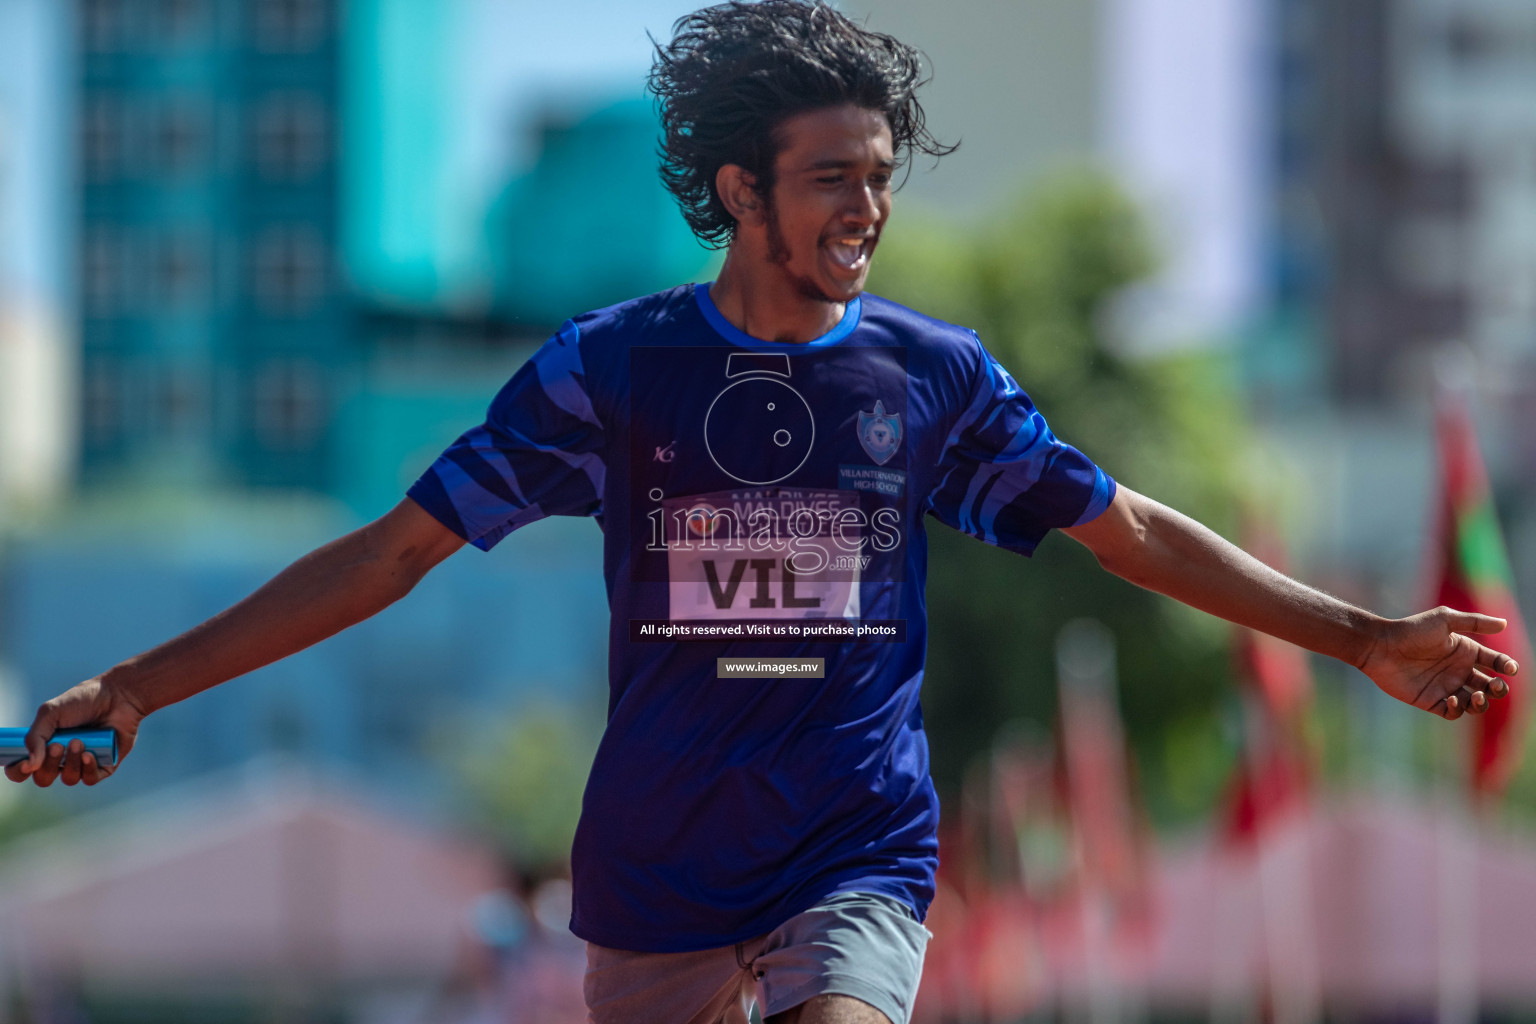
[1392,218,1468,292]
[82,97,126,182]
[156,98,211,177]
[252,93,328,180]
[1442,14,1499,64]
[1405,161,1473,218]
[82,229,132,315]
[83,357,122,447]
[251,360,324,449]
[254,0,326,52]
[251,227,327,314]
[156,232,211,309]
[81,0,130,53]
[158,0,210,45]
[157,364,207,436]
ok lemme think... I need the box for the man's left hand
[1358,608,1518,719]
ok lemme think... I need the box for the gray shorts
[583,891,931,1024]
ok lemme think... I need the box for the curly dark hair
[649,0,955,247]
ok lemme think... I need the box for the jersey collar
[693,282,862,350]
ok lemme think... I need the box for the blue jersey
[408,284,1115,952]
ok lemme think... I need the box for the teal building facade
[77,0,344,490]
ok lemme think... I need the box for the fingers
[1438,671,1505,720]
[27,742,67,788]
[80,751,114,786]
[21,702,61,776]
[1448,610,1508,636]
[6,681,130,787]
[58,739,85,787]
[18,739,112,787]
[55,738,121,786]
[1441,692,1465,720]
[1466,687,1489,715]
[1472,642,1520,678]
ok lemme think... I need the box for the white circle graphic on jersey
[704,377,815,484]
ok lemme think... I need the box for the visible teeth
[827,240,867,269]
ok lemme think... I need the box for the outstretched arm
[5,498,465,788]
[1062,485,1517,717]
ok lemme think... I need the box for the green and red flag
[1431,395,1531,797]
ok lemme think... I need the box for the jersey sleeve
[406,321,606,551]
[926,335,1115,555]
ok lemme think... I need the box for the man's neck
[708,248,846,344]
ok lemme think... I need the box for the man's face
[760,104,895,304]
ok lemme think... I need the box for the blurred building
[485,98,722,325]
[6,0,694,801]
[845,0,1268,352]
[1253,0,1536,600]
[343,0,716,320]
[77,0,345,491]
[1101,0,1269,352]
[1265,0,1536,406]
[1266,0,1445,404]
[839,0,1102,218]
[843,0,1532,414]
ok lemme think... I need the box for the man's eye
[816,175,843,185]
[870,175,893,189]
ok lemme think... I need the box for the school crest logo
[683,501,726,539]
[856,401,902,465]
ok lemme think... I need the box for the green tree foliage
[0,789,70,854]
[868,174,1249,824]
[448,701,602,870]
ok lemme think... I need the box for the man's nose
[843,183,881,225]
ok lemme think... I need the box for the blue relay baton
[0,727,118,768]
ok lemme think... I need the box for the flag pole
[1435,718,1476,1024]
[1056,619,1148,1024]
[1216,522,1323,1024]
[1239,691,1319,1024]
[1426,358,1501,1024]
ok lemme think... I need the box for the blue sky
[0,0,68,306]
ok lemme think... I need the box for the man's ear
[716,164,765,227]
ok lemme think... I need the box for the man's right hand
[5,677,145,787]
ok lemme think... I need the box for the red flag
[1222,527,1315,845]
[1431,396,1531,797]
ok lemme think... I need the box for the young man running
[9,3,1517,1022]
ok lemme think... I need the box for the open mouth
[824,235,874,273]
